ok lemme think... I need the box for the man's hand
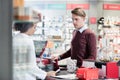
[51,56,59,61]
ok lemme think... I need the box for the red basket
[76,68,99,80]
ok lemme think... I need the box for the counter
[46,70,77,80]
[37,60,120,80]
[37,69,119,80]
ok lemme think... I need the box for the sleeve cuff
[58,56,61,60]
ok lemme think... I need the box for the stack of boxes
[13,0,24,8]
[13,7,32,21]
[13,7,41,22]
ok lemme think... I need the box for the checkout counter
[37,65,78,80]
[37,59,120,80]
[46,69,77,80]
[34,41,120,80]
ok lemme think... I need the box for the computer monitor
[33,40,47,57]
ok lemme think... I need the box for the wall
[0,0,13,80]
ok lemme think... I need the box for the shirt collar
[78,24,88,33]
[19,33,30,38]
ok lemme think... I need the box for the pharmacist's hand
[47,71,56,77]
[51,56,59,61]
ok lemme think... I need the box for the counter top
[38,70,119,80]
[46,70,78,80]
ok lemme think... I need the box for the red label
[90,17,96,24]
[67,4,72,9]
[103,4,120,10]
[67,4,89,10]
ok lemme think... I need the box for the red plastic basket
[76,68,99,80]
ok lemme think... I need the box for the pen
[50,76,63,79]
[55,69,60,73]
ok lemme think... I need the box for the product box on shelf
[13,0,24,7]
[13,7,31,21]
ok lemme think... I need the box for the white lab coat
[13,33,47,80]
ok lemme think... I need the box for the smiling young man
[52,8,97,68]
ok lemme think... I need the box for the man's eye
[75,19,78,21]
[72,18,77,21]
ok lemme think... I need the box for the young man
[52,8,97,67]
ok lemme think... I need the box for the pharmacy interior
[13,0,120,79]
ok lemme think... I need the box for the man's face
[72,14,85,29]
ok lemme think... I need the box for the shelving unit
[97,16,120,62]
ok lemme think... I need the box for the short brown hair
[71,8,86,17]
